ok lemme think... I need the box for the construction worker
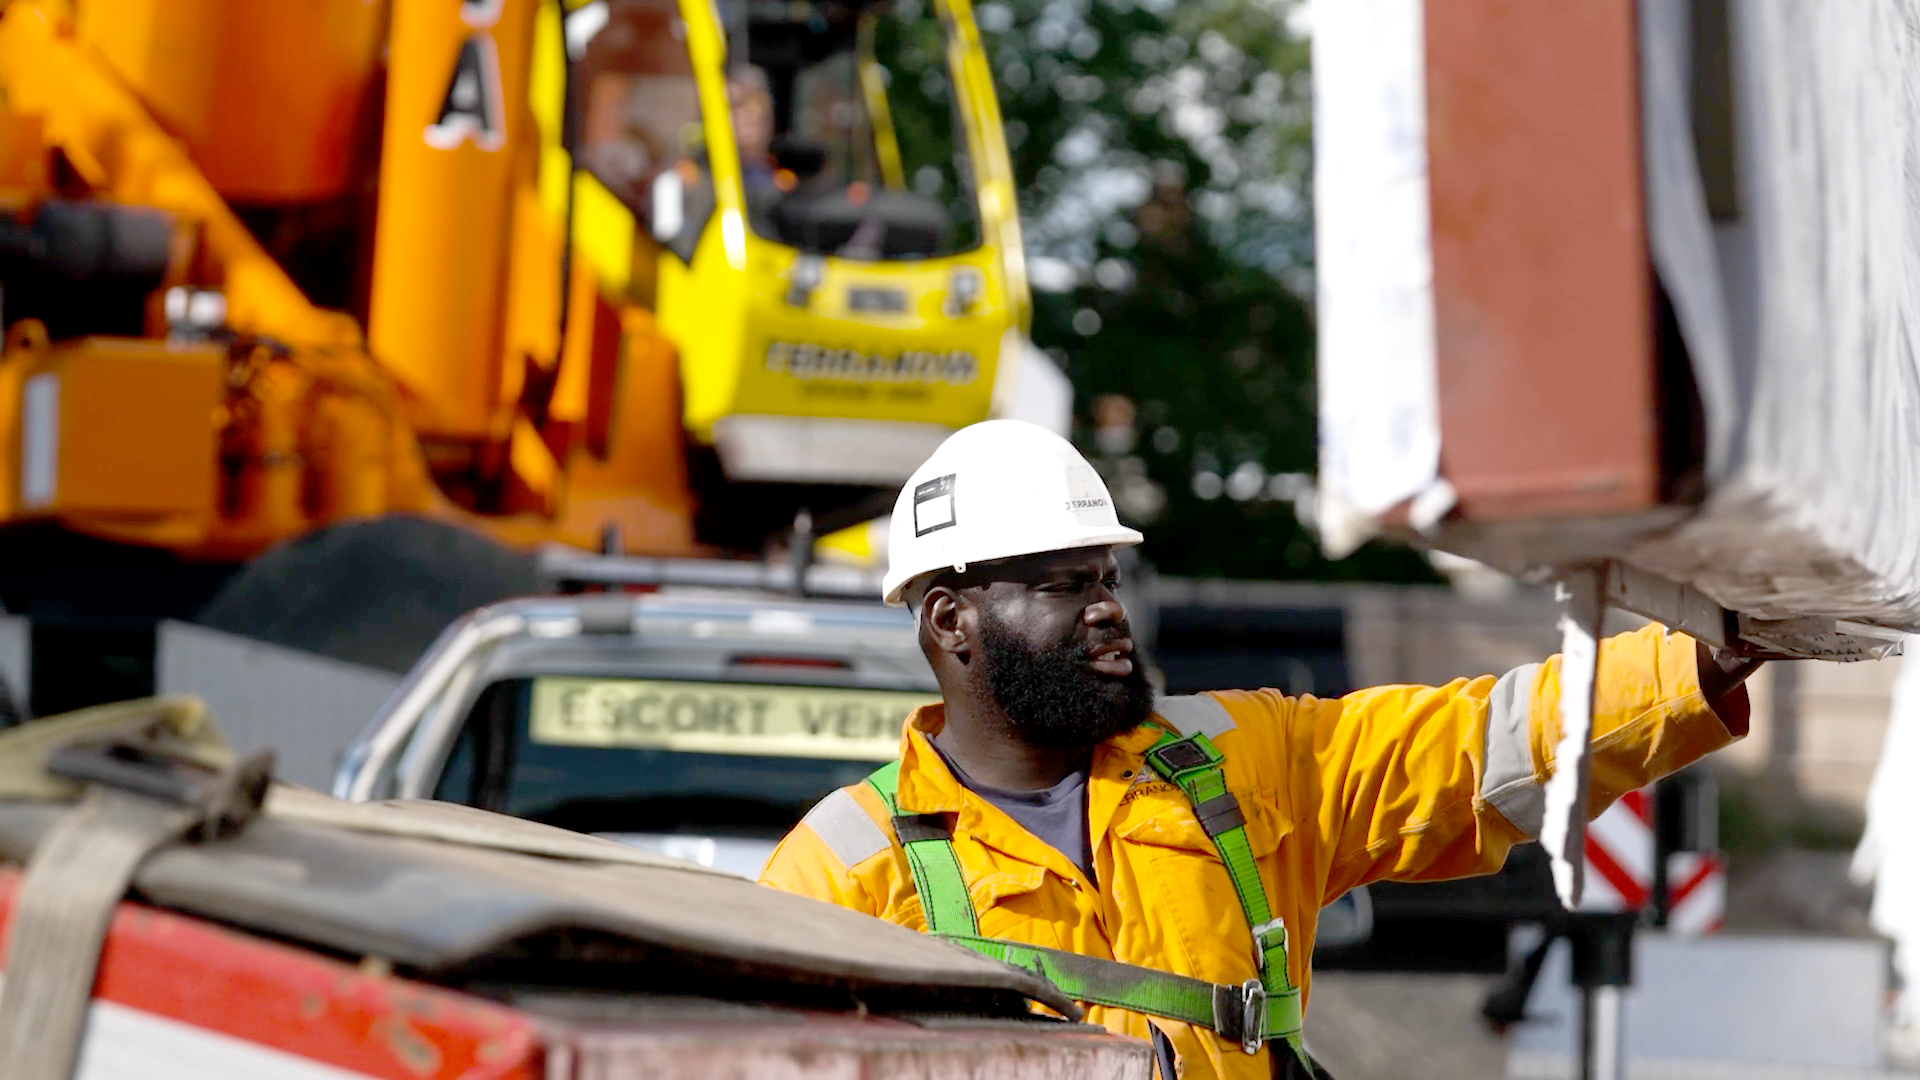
[759,420,1758,1079]
[726,65,784,228]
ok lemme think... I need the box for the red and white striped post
[1581,785,1726,932]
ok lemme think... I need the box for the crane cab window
[577,0,981,261]
[576,0,709,242]
[732,0,981,258]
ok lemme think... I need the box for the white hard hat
[881,420,1143,606]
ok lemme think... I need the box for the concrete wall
[1155,577,1583,689]
[1720,657,1902,810]
[155,621,402,791]
[1339,584,1565,689]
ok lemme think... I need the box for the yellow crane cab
[555,0,1033,545]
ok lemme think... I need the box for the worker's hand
[1696,639,1763,733]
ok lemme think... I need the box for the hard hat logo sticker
[1065,463,1112,518]
[914,474,957,536]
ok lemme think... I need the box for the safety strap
[0,719,272,1080]
[867,761,978,935]
[1143,729,1310,1065]
[864,736,1308,1065]
[943,933,1295,1052]
[1142,732,1292,982]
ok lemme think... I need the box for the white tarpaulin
[1310,0,1441,554]
[1628,0,1920,628]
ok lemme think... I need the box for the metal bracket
[1211,977,1267,1055]
[1604,561,1906,661]
[1239,978,1266,1055]
[1249,916,1288,971]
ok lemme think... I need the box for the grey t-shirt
[932,740,1094,883]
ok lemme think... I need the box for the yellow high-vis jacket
[759,625,1744,1079]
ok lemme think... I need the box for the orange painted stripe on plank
[0,869,542,1080]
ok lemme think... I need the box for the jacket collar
[893,704,1169,812]
[894,706,958,815]
[892,704,1175,886]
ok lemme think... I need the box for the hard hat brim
[881,524,1145,606]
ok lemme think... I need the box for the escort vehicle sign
[528,677,938,761]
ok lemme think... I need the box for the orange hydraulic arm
[0,0,698,559]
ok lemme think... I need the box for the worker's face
[730,87,773,161]
[967,548,1155,748]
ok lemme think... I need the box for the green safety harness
[866,727,1310,1069]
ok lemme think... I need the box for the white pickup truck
[334,572,937,880]
[331,557,1371,948]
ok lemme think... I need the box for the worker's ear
[921,586,971,659]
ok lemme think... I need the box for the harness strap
[1142,732,1292,984]
[945,934,1302,1047]
[1143,729,1308,1067]
[863,743,1309,1063]
[867,761,977,935]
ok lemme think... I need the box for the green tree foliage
[871,0,982,250]
[975,0,1434,581]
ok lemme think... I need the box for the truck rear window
[434,678,938,838]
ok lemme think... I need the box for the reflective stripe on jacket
[758,624,1743,1079]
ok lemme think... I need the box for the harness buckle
[1250,916,1288,971]
[1238,978,1266,1055]
[46,718,272,842]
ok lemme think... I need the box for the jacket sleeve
[1245,623,1743,903]
[758,786,888,915]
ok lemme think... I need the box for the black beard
[978,608,1156,750]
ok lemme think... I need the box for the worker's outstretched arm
[1228,623,1749,904]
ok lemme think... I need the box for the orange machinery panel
[75,0,387,203]
[1424,0,1660,522]
[368,0,537,440]
[11,338,223,526]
